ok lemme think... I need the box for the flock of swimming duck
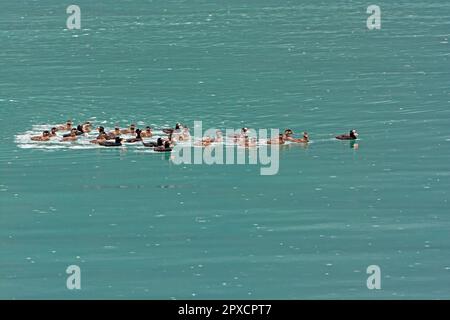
[29,120,359,152]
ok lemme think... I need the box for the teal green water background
[1,0,449,298]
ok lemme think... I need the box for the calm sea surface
[1,0,449,298]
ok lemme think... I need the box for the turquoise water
[1,0,450,299]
